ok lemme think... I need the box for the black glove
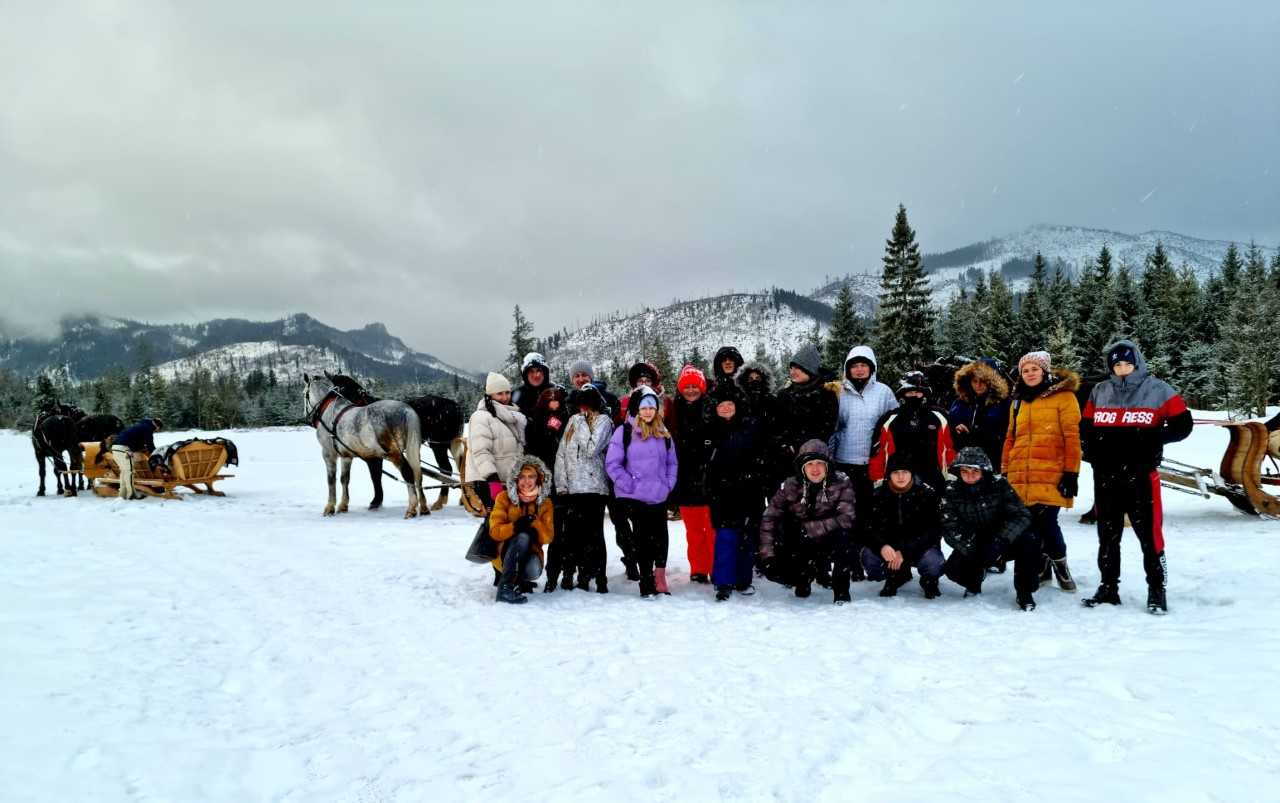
[485,473,500,483]
[951,532,978,559]
[984,537,1009,566]
[1057,472,1078,499]
[514,514,535,534]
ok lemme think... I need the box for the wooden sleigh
[77,440,235,500]
[1159,421,1280,517]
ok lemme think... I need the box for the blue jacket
[115,419,157,452]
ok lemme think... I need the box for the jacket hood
[568,384,607,413]
[1104,338,1150,387]
[794,438,831,472]
[740,364,773,394]
[788,343,823,381]
[505,454,552,507]
[628,361,662,389]
[843,345,878,378]
[520,352,549,383]
[951,446,994,473]
[954,360,1010,404]
[713,346,745,379]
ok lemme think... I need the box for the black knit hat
[708,380,746,408]
[885,452,913,476]
[568,385,606,413]
[1108,343,1138,371]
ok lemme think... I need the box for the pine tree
[92,381,112,415]
[1220,243,1278,417]
[33,375,58,413]
[1046,261,1076,333]
[509,305,535,367]
[940,288,980,359]
[1079,245,1121,377]
[824,283,865,374]
[1046,317,1081,374]
[982,271,1019,364]
[1015,251,1051,359]
[1219,242,1243,293]
[873,204,935,382]
[1113,262,1142,339]
[648,338,675,389]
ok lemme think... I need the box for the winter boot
[1016,591,1037,611]
[794,580,812,599]
[1038,556,1052,587]
[987,557,1007,575]
[879,571,910,598]
[654,568,671,595]
[623,560,641,582]
[1146,586,1168,615]
[520,581,537,594]
[493,567,502,587]
[576,574,591,591]
[690,573,710,584]
[715,585,733,602]
[735,582,755,596]
[561,572,575,591]
[639,575,657,598]
[496,583,528,605]
[1082,583,1122,608]
[596,575,609,594]
[543,572,559,593]
[921,578,941,600]
[833,588,851,605]
[1050,558,1077,591]
[814,561,833,589]
[1079,506,1098,525]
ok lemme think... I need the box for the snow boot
[690,573,710,584]
[794,580,812,599]
[654,568,671,595]
[735,582,755,596]
[715,585,733,602]
[1080,506,1098,525]
[833,588,851,606]
[543,572,558,593]
[814,561,833,589]
[561,572,575,591]
[596,575,609,594]
[879,571,910,598]
[1017,591,1037,611]
[520,581,537,594]
[1051,558,1077,592]
[987,557,1007,575]
[496,583,528,605]
[492,567,502,587]
[623,560,641,582]
[1146,586,1168,615]
[576,574,591,591]
[1038,556,1052,587]
[1082,583,1122,608]
[921,578,941,600]
[639,575,657,598]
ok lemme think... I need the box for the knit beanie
[676,364,708,395]
[1018,351,1052,376]
[568,360,595,382]
[485,372,512,395]
[1107,343,1137,371]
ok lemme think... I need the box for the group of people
[469,338,1192,617]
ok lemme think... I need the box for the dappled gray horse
[302,374,428,518]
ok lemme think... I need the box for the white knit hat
[485,372,512,395]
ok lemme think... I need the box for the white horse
[302,374,428,518]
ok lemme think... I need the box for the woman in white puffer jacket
[465,372,527,511]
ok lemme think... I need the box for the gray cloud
[2,1,1277,366]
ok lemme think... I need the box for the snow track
[2,425,1278,801]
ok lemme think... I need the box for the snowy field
[3,420,1279,802]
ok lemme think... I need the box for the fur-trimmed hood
[740,364,773,394]
[1014,368,1081,402]
[505,454,552,507]
[954,360,1010,405]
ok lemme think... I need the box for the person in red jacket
[869,372,955,491]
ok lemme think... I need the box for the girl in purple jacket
[606,386,679,597]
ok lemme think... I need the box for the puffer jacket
[865,478,942,556]
[1081,339,1192,474]
[1002,369,1082,508]
[672,394,713,505]
[604,413,679,504]
[465,397,527,482]
[488,456,555,571]
[758,440,856,559]
[709,345,745,398]
[704,411,768,529]
[774,343,840,454]
[947,360,1012,470]
[868,400,955,486]
[832,345,898,465]
[554,411,614,496]
[940,472,1032,558]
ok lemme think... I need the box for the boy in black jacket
[861,452,945,599]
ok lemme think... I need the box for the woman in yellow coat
[1002,351,1081,592]
[489,455,555,604]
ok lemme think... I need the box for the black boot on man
[1146,586,1168,615]
[1082,582,1122,607]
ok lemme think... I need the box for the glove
[485,473,501,483]
[950,532,978,559]
[983,537,1009,566]
[514,515,535,534]
[1057,472,1078,499]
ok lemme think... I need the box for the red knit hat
[676,364,707,394]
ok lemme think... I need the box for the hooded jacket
[709,345,745,398]
[1001,368,1082,508]
[616,362,676,428]
[672,392,713,505]
[488,456,555,571]
[465,397,527,482]
[832,345,899,465]
[758,440,857,559]
[512,353,562,419]
[775,343,839,453]
[947,360,1012,469]
[704,403,769,528]
[868,398,955,486]
[554,409,614,496]
[940,450,1032,559]
[1081,339,1192,474]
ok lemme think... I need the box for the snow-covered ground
[2,421,1279,802]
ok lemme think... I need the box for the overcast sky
[1,1,1277,367]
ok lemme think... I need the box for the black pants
[615,499,669,577]
[836,463,873,580]
[560,493,608,580]
[767,529,852,596]
[606,494,637,568]
[944,529,1042,595]
[1095,469,1167,590]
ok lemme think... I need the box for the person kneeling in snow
[488,456,555,605]
[861,452,945,599]
[758,440,857,605]
[940,447,1039,611]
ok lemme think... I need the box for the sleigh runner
[78,439,236,499]
[1158,419,1280,517]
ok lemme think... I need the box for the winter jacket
[708,345,745,399]
[1001,369,1082,508]
[1081,339,1192,475]
[758,440,856,560]
[940,473,1032,558]
[704,411,769,529]
[672,395,713,505]
[114,419,157,452]
[511,354,559,419]
[947,360,1012,470]
[488,456,555,571]
[832,345,898,465]
[604,415,679,505]
[525,387,569,470]
[774,345,839,454]
[740,364,778,428]
[465,398,527,482]
[554,411,614,496]
[868,400,955,487]
[865,478,943,556]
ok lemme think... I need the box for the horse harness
[308,389,368,459]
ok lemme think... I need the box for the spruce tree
[1015,251,1051,359]
[33,375,58,414]
[1113,263,1142,339]
[940,288,980,360]
[92,381,112,415]
[1080,245,1121,378]
[983,271,1019,364]
[873,204,935,382]
[509,305,536,367]
[1046,318,1081,374]
[1222,243,1280,416]
[824,284,865,373]
[1046,261,1076,333]
[1220,243,1243,293]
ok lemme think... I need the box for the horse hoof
[404,509,418,519]
[323,507,335,517]
[36,490,45,497]
[430,501,446,512]
[368,502,382,511]
[337,506,349,514]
